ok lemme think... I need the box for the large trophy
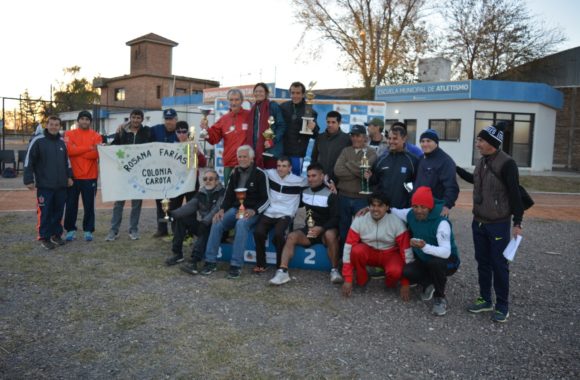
[262,116,275,158]
[359,149,372,195]
[305,209,316,238]
[235,188,248,219]
[187,125,198,169]
[300,81,317,135]
[199,106,212,140]
[161,198,171,221]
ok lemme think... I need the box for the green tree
[51,66,100,112]
[20,89,43,134]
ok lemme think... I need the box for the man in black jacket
[312,111,350,192]
[200,145,270,279]
[281,82,319,176]
[24,115,73,249]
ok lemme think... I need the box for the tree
[441,0,566,79]
[293,0,429,97]
[20,89,43,134]
[51,66,100,112]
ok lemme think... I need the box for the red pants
[350,243,404,288]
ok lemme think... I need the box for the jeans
[204,208,259,267]
[289,156,304,176]
[64,179,97,232]
[110,199,143,234]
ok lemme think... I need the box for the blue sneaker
[65,231,76,241]
[84,231,93,241]
[492,309,510,323]
[467,297,494,313]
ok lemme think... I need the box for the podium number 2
[304,249,315,265]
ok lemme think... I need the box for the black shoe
[180,262,199,275]
[200,262,217,275]
[40,239,56,250]
[227,265,242,279]
[153,231,169,238]
[50,235,65,246]
[165,254,184,266]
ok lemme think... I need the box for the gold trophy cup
[305,209,316,238]
[160,197,171,222]
[187,126,198,170]
[262,116,275,158]
[300,81,317,135]
[359,149,372,195]
[235,188,248,219]
[199,106,212,140]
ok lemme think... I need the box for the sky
[1,0,578,101]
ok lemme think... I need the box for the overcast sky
[1,0,578,100]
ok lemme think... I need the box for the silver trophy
[198,106,213,140]
[300,81,317,135]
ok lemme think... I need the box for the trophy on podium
[235,188,248,219]
[199,106,212,140]
[300,81,317,135]
[305,209,316,238]
[359,149,372,195]
[262,116,275,158]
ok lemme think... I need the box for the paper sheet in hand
[502,235,522,262]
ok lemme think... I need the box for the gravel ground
[0,207,579,379]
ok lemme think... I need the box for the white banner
[98,142,197,202]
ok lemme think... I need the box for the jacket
[334,146,377,198]
[370,150,418,208]
[247,100,287,163]
[312,129,351,181]
[196,183,225,225]
[24,129,72,189]
[414,147,459,209]
[111,125,152,145]
[300,184,339,231]
[264,169,307,219]
[206,109,250,168]
[281,99,319,157]
[64,127,102,180]
[221,164,270,214]
[150,124,179,143]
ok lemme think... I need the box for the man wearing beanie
[63,111,103,242]
[456,122,524,323]
[414,129,459,217]
[391,186,460,316]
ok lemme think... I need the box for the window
[428,119,461,141]
[114,88,125,101]
[156,85,161,99]
[404,119,417,144]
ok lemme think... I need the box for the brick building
[94,33,219,110]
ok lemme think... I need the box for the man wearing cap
[341,192,411,298]
[333,124,377,249]
[414,129,459,217]
[391,186,460,316]
[63,111,103,242]
[456,122,524,323]
[365,118,387,155]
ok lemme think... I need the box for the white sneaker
[330,268,344,284]
[129,231,140,240]
[105,231,118,241]
[269,269,290,285]
[421,284,435,301]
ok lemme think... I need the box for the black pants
[156,191,195,235]
[253,215,291,268]
[403,257,458,298]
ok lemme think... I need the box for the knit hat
[478,122,506,149]
[411,186,434,209]
[420,129,439,144]
[77,110,92,122]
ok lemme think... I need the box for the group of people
[22,81,525,323]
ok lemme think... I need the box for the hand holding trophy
[199,106,212,140]
[359,148,372,195]
[305,209,316,238]
[300,81,317,135]
[262,116,275,158]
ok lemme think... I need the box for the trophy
[305,209,316,238]
[187,126,198,169]
[262,116,275,158]
[161,198,171,221]
[300,81,317,135]
[235,188,248,219]
[199,106,212,140]
[359,149,372,195]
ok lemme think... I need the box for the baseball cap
[350,124,366,135]
[364,117,384,128]
[163,108,177,119]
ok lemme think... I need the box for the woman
[245,82,287,169]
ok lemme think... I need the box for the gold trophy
[199,106,212,140]
[359,149,372,195]
[187,125,198,170]
[305,209,316,238]
[262,116,275,158]
[235,188,248,219]
[161,198,171,220]
[300,81,317,135]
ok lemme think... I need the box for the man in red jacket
[63,111,103,242]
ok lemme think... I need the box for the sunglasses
[176,130,188,134]
[202,177,217,181]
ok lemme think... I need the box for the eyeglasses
[202,177,217,181]
[176,130,188,134]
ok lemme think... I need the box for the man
[341,192,410,298]
[162,169,224,272]
[281,81,319,176]
[269,162,342,286]
[63,111,102,242]
[392,121,422,158]
[200,145,269,279]
[311,111,350,192]
[200,88,250,186]
[413,129,459,217]
[253,156,306,272]
[105,109,152,241]
[368,124,418,208]
[391,186,461,316]
[24,115,73,250]
[457,123,524,323]
[333,124,377,249]
[365,118,387,155]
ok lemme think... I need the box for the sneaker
[40,239,56,250]
[129,231,140,240]
[152,231,168,238]
[492,309,510,323]
[165,254,184,266]
[50,235,65,246]
[330,268,344,284]
[432,297,448,316]
[200,262,217,276]
[84,231,93,242]
[269,269,290,285]
[105,231,119,241]
[65,231,76,241]
[227,266,242,279]
[467,297,494,313]
[180,262,199,275]
[421,284,435,301]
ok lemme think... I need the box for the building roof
[126,33,178,47]
[93,74,219,88]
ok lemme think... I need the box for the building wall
[554,87,580,170]
[130,42,172,77]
